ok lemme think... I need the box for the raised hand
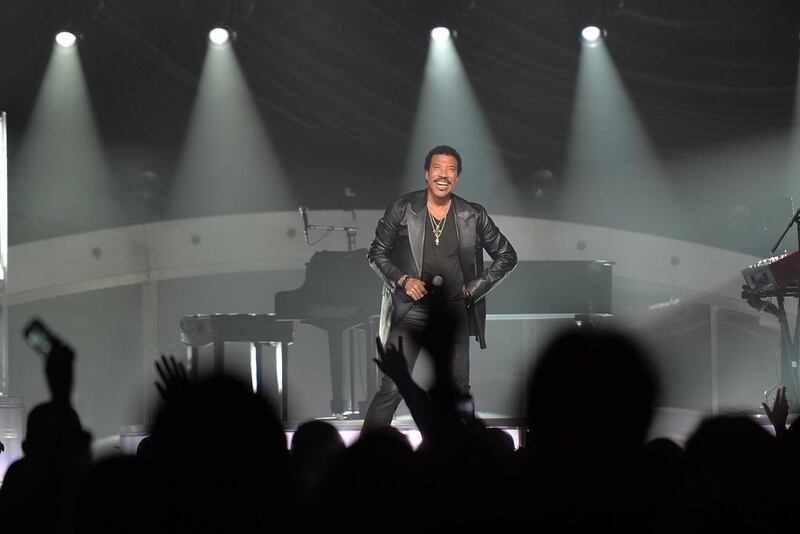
[374,336,412,386]
[154,354,189,403]
[373,336,433,437]
[45,343,75,405]
[763,386,789,438]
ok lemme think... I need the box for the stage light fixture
[531,169,556,200]
[209,27,230,45]
[431,26,451,42]
[55,31,77,48]
[580,25,603,45]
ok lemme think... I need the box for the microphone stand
[298,206,359,251]
[770,208,800,255]
[766,208,800,409]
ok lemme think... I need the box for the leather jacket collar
[406,190,475,277]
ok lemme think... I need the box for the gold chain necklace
[428,204,450,245]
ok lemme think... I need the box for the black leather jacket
[367,190,517,349]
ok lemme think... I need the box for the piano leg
[252,343,263,395]
[260,343,287,424]
[280,342,289,425]
[188,346,199,382]
[349,328,358,416]
[327,330,346,417]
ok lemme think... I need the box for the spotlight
[208,27,230,45]
[531,169,556,200]
[431,26,451,42]
[54,31,77,48]
[580,25,603,45]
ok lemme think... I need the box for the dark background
[1,0,799,254]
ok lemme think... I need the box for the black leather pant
[362,299,470,433]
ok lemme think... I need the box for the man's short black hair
[424,145,462,175]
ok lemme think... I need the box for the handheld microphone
[426,275,444,297]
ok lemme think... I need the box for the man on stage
[362,145,517,432]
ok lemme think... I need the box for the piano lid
[275,249,381,323]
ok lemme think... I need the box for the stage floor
[285,413,526,449]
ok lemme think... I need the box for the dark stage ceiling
[1,0,799,255]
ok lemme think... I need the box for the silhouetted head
[486,427,516,456]
[148,374,290,532]
[339,426,415,497]
[23,401,91,460]
[291,420,345,474]
[643,437,684,464]
[150,373,286,463]
[684,415,774,475]
[526,328,657,457]
[682,415,782,530]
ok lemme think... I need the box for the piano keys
[742,251,800,298]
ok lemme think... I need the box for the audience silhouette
[0,322,91,534]
[0,308,793,533]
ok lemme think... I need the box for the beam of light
[12,41,119,243]
[54,31,77,48]
[657,49,800,255]
[208,27,230,45]
[788,51,800,202]
[558,34,688,241]
[430,27,451,43]
[169,38,293,219]
[664,136,795,256]
[401,30,523,214]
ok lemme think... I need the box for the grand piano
[275,250,613,418]
[275,250,382,416]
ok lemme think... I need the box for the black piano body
[275,249,382,416]
[489,260,613,319]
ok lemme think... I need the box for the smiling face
[425,153,459,202]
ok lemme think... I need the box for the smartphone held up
[23,318,72,358]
